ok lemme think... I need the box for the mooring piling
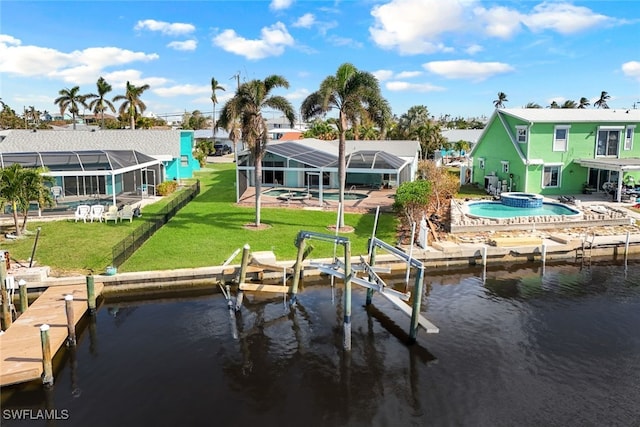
[86,275,96,314]
[409,266,425,343]
[18,279,28,314]
[343,239,352,351]
[40,324,54,386]
[366,242,377,306]
[65,295,76,346]
[289,238,306,306]
[0,256,11,330]
[236,244,251,311]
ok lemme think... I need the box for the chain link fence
[111,180,200,267]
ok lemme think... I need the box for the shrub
[393,180,432,226]
[157,180,179,196]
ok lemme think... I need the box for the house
[235,138,421,202]
[469,108,640,201]
[0,129,200,204]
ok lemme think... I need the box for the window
[501,161,509,174]
[516,126,528,144]
[542,165,561,188]
[553,126,570,151]
[624,126,635,150]
[478,158,485,169]
[596,127,622,156]
[180,155,189,167]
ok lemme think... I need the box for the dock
[0,283,103,387]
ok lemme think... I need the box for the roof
[285,138,421,158]
[266,142,337,167]
[0,129,188,159]
[441,129,483,144]
[498,108,640,123]
[575,157,640,172]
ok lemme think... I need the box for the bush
[393,180,432,226]
[157,180,179,196]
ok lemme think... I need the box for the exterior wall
[164,131,199,181]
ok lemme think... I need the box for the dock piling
[409,266,425,343]
[65,295,76,346]
[236,244,251,311]
[40,324,54,386]
[86,275,96,314]
[18,279,28,314]
[366,242,376,306]
[289,239,306,307]
[343,240,352,351]
[0,257,11,330]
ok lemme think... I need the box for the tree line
[493,90,613,109]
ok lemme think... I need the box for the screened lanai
[0,150,163,206]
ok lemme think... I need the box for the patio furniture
[74,205,91,223]
[119,205,134,223]
[89,204,105,222]
[103,205,119,224]
[51,186,64,201]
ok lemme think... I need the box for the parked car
[213,143,232,156]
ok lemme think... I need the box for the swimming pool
[467,201,581,219]
[263,188,368,201]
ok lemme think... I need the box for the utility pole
[230,72,240,90]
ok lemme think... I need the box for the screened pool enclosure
[0,150,163,205]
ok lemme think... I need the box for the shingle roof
[0,129,187,159]
[499,108,640,123]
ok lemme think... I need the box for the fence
[111,180,200,267]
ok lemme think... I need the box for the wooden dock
[0,283,103,387]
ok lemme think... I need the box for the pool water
[467,201,580,218]
[264,188,368,201]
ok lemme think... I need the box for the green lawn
[2,164,398,274]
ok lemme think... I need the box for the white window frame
[596,126,623,157]
[516,126,528,144]
[553,125,570,152]
[542,163,562,188]
[501,161,509,174]
[180,155,189,167]
[478,158,485,169]
[624,125,635,151]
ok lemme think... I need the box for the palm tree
[113,81,150,129]
[301,63,390,227]
[54,86,88,130]
[549,101,560,108]
[493,92,508,109]
[217,75,295,226]
[524,102,542,108]
[594,91,610,109]
[86,77,116,129]
[578,97,591,109]
[561,100,577,109]
[211,77,225,138]
[0,164,53,236]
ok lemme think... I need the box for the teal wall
[473,112,640,195]
[164,131,200,180]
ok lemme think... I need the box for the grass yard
[1,163,398,275]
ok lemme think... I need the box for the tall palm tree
[594,91,610,109]
[217,75,295,226]
[86,77,116,129]
[549,101,560,108]
[524,102,542,108]
[561,100,577,108]
[113,81,150,129]
[493,92,508,109]
[54,86,88,130]
[211,77,225,138]
[300,63,390,227]
[578,97,591,109]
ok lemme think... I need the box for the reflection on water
[3,261,640,426]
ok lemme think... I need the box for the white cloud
[213,22,294,60]
[0,34,20,45]
[385,81,445,93]
[100,70,169,89]
[270,0,294,11]
[167,40,197,51]
[293,13,315,28]
[0,39,159,84]
[523,2,614,34]
[134,19,195,36]
[622,61,640,81]
[465,44,483,55]
[285,88,310,100]
[395,70,422,79]
[372,69,394,81]
[369,0,465,54]
[473,6,522,39]
[423,60,514,81]
[153,84,210,97]
[326,35,362,48]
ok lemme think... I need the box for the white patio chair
[89,204,105,222]
[103,205,119,224]
[51,186,64,201]
[74,205,91,223]
[119,205,134,223]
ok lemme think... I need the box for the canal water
[3,261,640,427]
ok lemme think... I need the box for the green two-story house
[470,108,640,201]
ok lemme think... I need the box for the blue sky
[1,0,639,123]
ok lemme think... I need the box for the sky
[1,0,639,124]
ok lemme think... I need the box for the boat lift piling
[235,244,251,311]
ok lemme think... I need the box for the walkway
[0,282,103,386]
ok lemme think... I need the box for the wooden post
[366,241,376,306]
[343,240,352,351]
[65,295,76,346]
[86,275,96,314]
[236,244,250,311]
[40,324,54,386]
[624,231,630,265]
[289,238,306,307]
[409,265,425,343]
[18,279,28,314]
[0,257,11,330]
